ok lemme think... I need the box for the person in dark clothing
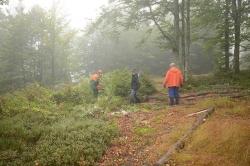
[130,69,140,103]
[90,70,102,97]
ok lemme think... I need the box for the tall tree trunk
[232,0,241,73]
[181,0,186,79]
[38,51,44,84]
[224,0,230,70]
[186,0,190,80]
[51,0,56,84]
[174,0,181,63]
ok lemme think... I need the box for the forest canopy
[0,0,249,92]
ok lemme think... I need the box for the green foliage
[0,82,119,165]
[134,126,155,136]
[97,96,127,111]
[102,69,131,97]
[52,78,95,105]
[34,118,117,166]
[138,74,157,96]
[0,84,55,116]
[0,69,157,165]
[0,110,117,166]
[0,5,75,92]
[102,69,156,97]
[183,70,250,91]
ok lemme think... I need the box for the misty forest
[0,0,250,165]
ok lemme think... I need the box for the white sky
[8,0,108,28]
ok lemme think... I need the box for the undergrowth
[172,97,250,166]
[183,70,250,92]
[0,69,156,165]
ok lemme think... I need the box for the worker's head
[97,69,102,74]
[132,68,138,74]
[169,63,176,68]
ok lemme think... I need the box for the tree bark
[186,0,190,80]
[148,1,173,43]
[181,0,186,77]
[51,0,56,84]
[174,0,181,62]
[232,0,241,73]
[224,0,230,70]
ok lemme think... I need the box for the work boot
[169,97,174,106]
[175,97,179,105]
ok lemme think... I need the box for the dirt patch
[99,91,250,166]
[99,105,195,165]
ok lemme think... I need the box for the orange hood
[163,67,183,87]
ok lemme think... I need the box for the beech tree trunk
[224,0,230,70]
[232,0,241,73]
[51,0,56,84]
[181,0,186,77]
[186,0,190,80]
[174,0,181,63]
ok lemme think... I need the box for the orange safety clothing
[90,73,100,81]
[163,67,183,87]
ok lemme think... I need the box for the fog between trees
[0,0,249,92]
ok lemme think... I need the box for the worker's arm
[163,72,169,88]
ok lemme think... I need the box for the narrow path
[99,85,248,165]
[99,94,196,165]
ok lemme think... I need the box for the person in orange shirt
[163,63,184,106]
[90,70,102,97]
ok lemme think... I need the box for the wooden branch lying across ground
[180,91,234,99]
[154,107,215,166]
[186,108,212,117]
[181,90,248,99]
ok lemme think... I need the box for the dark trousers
[168,87,179,105]
[90,80,98,97]
[130,89,140,103]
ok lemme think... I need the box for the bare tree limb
[155,107,215,166]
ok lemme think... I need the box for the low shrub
[138,74,157,96]
[0,69,157,165]
[52,78,95,105]
[34,118,117,166]
[96,96,127,111]
[102,69,156,97]
[0,109,118,166]
[0,84,55,117]
[0,81,119,165]
[102,69,131,97]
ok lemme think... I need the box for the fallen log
[186,108,212,117]
[154,107,215,166]
[181,92,211,99]
[181,90,243,99]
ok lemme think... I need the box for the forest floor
[99,80,250,166]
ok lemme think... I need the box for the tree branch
[147,1,174,43]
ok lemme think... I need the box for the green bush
[102,69,156,97]
[34,118,117,166]
[0,69,157,165]
[184,70,250,91]
[138,74,157,96]
[102,69,131,97]
[0,84,55,117]
[0,109,118,166]
[96,96,127,111]
[0,82,119,166]
[52,78,95,105]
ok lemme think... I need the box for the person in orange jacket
[163,63,184,106]
[90,70,102,97]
